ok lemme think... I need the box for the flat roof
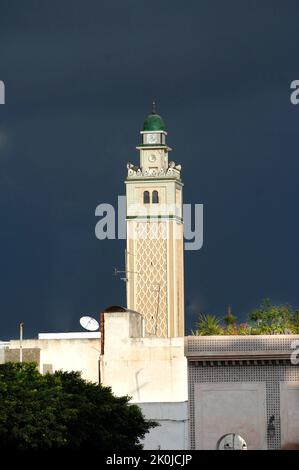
[38,332,100,340]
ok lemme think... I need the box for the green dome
[143,108,165,131]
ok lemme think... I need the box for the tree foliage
[192,299,299,336]
[248,299,297,334]
[0,363,157,450]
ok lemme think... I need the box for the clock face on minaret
[125,104,185,338]
[147,133,158,144]
[148,154,156,163]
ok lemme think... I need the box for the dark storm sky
[1,1,299,339]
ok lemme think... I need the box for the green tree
[192,314,223,336]
[238,323,251,335]
[0,362,157,450]
[249,299,297,334]
[292,310,299,330]
[191,300,299,336]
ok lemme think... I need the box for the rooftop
[38,332,100,340]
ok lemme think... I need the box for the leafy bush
[192,299,299,336]
[192,314,223,336]
[0,362,157,450]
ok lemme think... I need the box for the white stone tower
[125,103,184,337]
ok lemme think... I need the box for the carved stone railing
[127,162,182,179]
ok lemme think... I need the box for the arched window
[143,191,150,204]
[152,190,159,204]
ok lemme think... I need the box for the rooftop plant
[192,299,299,336]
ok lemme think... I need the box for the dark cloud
[0,0,299,338]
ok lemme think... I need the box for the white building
[100,308,188,450]
[0,332,100,383]
[1,106,299,449]
[0,312,188,450]
[185,334,299,449]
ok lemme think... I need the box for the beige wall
[280,382,299,446]
[9,338,100,383]
[100,310,188,449]
[100,311,187,402]
[139,402,189,450]
[194,382,267,450]
[126,139,184,339]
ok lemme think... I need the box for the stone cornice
[185,335,299,365]
[186,350,293,365]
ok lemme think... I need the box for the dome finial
[151,99,156,115]
[143,102,165,131]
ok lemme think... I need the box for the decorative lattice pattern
[187,337,299,449]
[134,221,168,337]
[186,335,299,354]
[176,234,183,335]
[188,363,299,450]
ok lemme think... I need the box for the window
[143,191,150,204]
[152,190,159,204]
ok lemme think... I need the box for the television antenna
[113,267,140,282]
[113,250,140,282]
[79,316,100,331]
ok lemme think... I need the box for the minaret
[125,103,184,337]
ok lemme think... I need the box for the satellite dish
[80,316,99,331]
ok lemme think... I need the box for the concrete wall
[194,382,267,450]
[186,335,299,449]
[138,402,189,450]
[9,337,100,383]
[0,349,5,364]
[101,311,188,403]
[5,348,40,364]
[280,382,299,446]
[0,342,8,364]
[100,310,188,449]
